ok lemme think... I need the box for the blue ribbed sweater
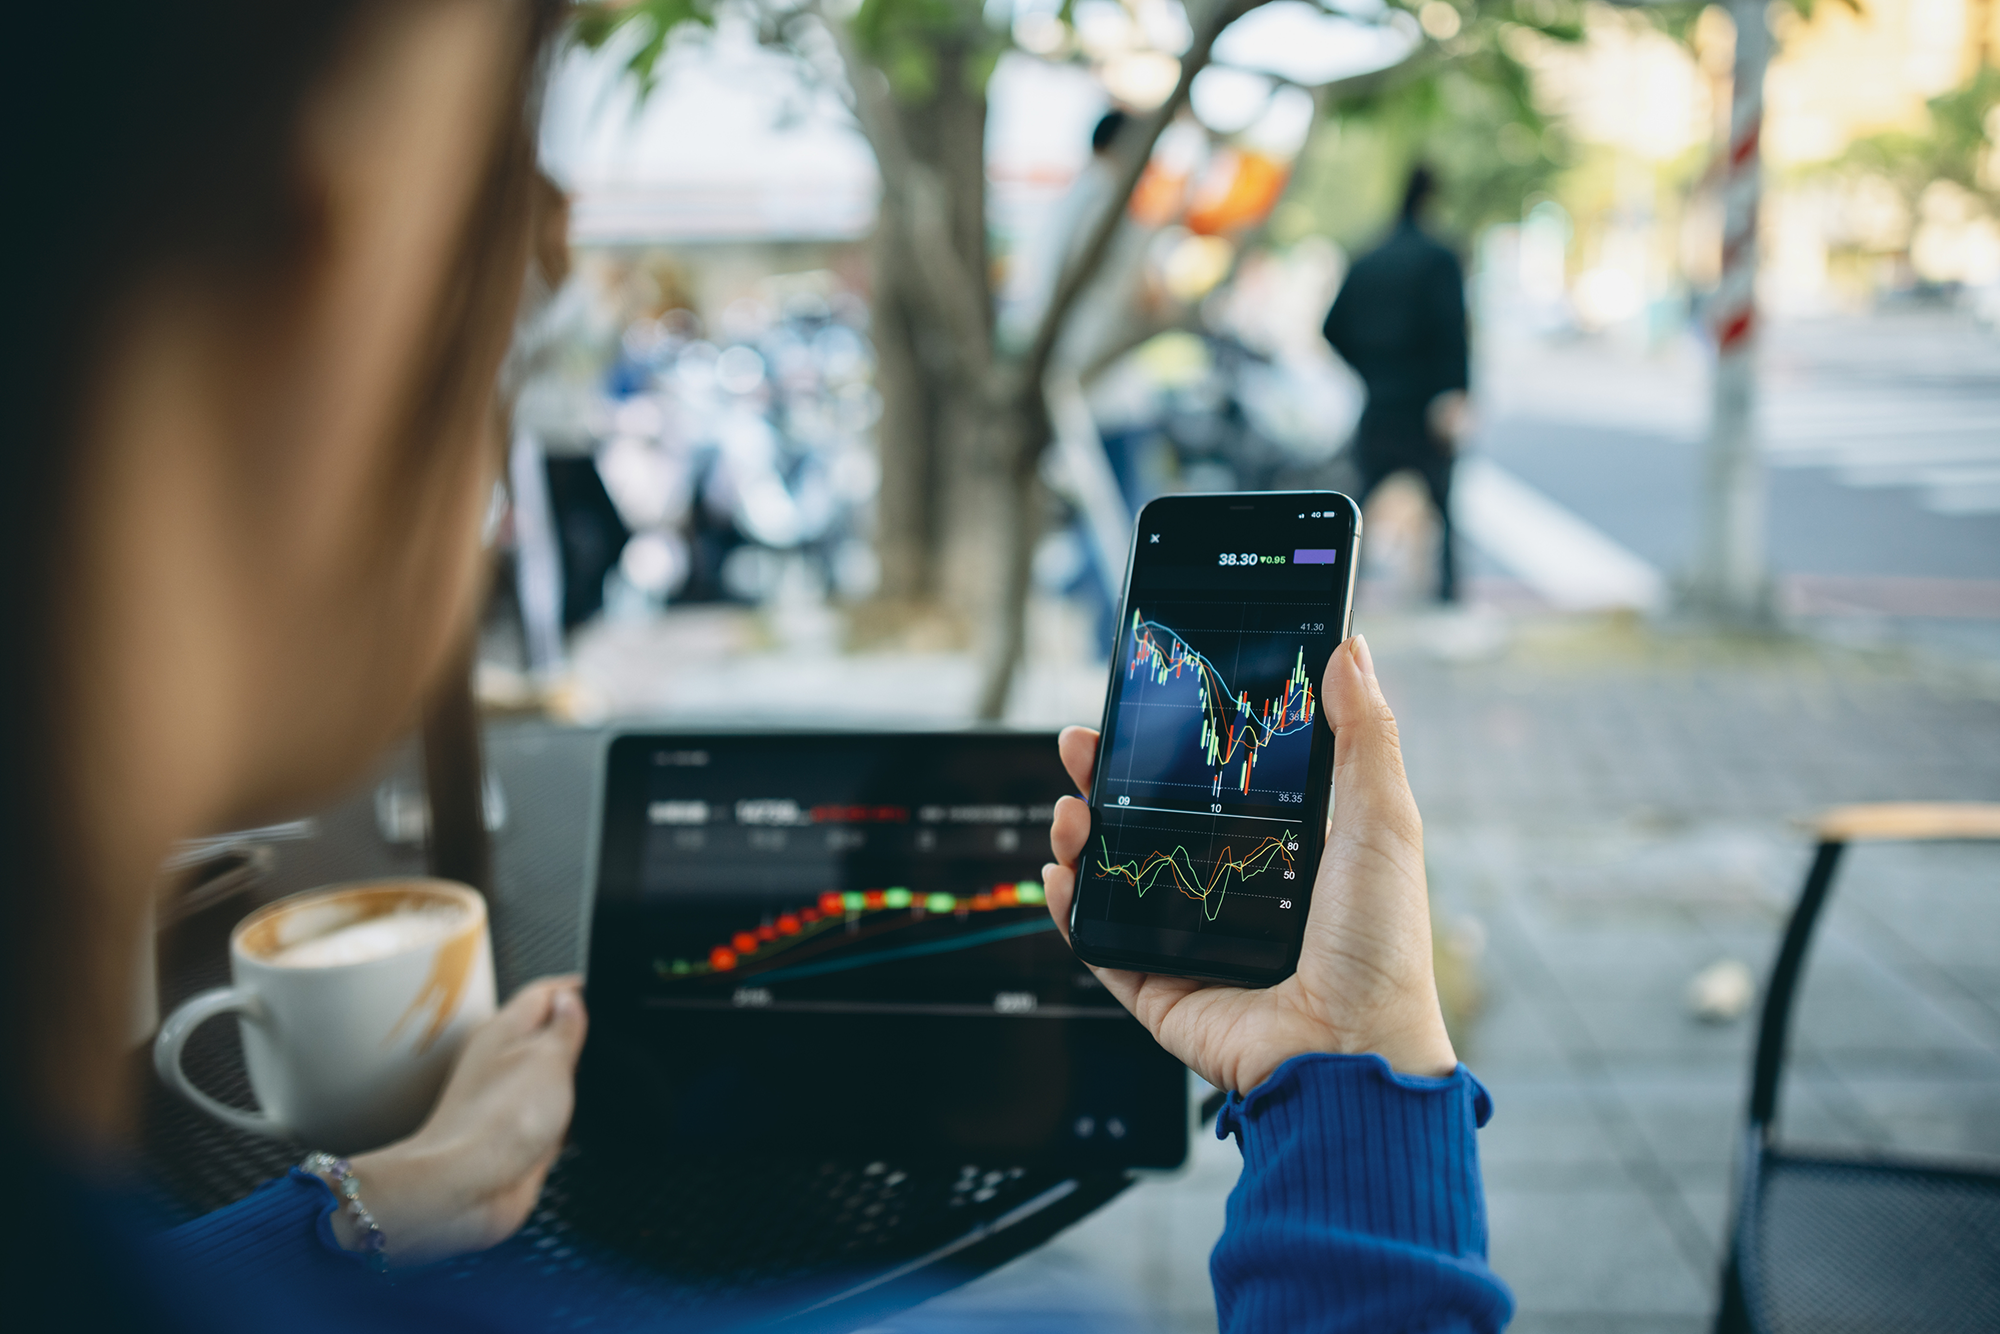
[1211,1054,1512,1332]
[102,1053,1512,1331]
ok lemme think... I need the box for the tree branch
[1070,40,1428,382]
[1018,2,1439,397]
[1016,0,1269,395]
[1315,39,1440,107]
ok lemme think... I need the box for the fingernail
[1042,862,1059,882]
[1352,633,1376,679]
[554,988,579,1018]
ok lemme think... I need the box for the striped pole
[1692,0,1773,621]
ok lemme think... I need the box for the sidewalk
[1395,614,2000,1332]
[1471,311,2000,666]
[828,611,2000,1333]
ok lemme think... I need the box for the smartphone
[1067,491,1361,986]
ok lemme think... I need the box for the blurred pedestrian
[1323,165,1470,603]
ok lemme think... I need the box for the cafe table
[141,720,1141,1332]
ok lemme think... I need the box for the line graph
[748,918,1057,985]
[1092,829,1298,922]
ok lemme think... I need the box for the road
[1464,307,2000,655]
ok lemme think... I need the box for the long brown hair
[2,0,564,1131]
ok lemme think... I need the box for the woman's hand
[1043,635,1455,1095]
[322,975,588,1264]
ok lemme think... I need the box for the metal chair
[1716,803,2000,1334]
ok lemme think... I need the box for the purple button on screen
[1293,548,1340,565]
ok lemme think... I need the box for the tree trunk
[866,43,992,625]
[971,394,1050,719]
[870,234,936,603]
[900,45,992,336]
[849,0,1267,712]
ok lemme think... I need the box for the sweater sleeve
[1210,1053,1513,1333]
[156,1168,361,1281]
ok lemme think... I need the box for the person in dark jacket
[1323,165,1470,602]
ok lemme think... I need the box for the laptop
[576,731,1188,1169]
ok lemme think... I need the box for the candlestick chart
[1104,607,1318,808]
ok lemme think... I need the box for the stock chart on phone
[1092,599,1326,934]
[1076,516,1349,950]
[1109,608,1319,803]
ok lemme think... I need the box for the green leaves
[1834,66,2000,206]
[851,0,1009,101]
[1494,0,1585,44]
[573,0,721,93]
[1308,1,1569,241]
[1923,67,2000,200]
[576,0,1009,104]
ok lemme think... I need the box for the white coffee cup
[154,878,496,1153]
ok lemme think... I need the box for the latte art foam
[266,903,468,968]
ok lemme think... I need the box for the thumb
[546,984,588,1057]
[1302,635,1455,1077]
[1322,636,1422,858]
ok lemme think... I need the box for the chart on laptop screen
[582,733,1185,1168]
[631,787,1110,1018]
[590,734,1128,1020]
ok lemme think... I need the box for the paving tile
[1660,1162,1735,1264]
[1546,989,1759,1069]
[1829,858,2000,1040]
[1767,1066,1896,1149]
[1607,1070,1744,1170]
[1953,966,2000,1019]
[1789,929,1998,1059]
[1507,1317,1707,1334]
[1831,1072,2000,1163]
[1479,911,1759,1073]
[1486,1185,1714,1318]
[1459,981,1573,1075]
[1477,1077,1628,1184]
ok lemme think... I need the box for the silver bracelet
[301,1151,388,1271]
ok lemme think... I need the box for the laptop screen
[578,732,1188,1168]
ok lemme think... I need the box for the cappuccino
[155,879,495,1151]
[266,902,468,969]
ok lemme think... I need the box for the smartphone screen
[1068,492,1359,984]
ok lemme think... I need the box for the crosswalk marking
[1455,457,1666,612]
[1759,418,2000,513]
[1756,317,2000,515]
